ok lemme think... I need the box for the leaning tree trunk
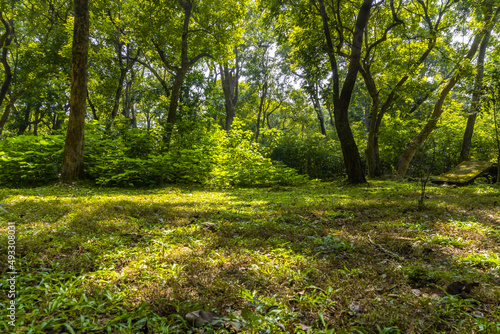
[459,30,492,162]
[60,0,89,182]
[395,32,484,178]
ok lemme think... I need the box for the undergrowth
[0,181,499,333]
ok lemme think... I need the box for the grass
[0,180,499,333]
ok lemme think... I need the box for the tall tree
[396,5,500,178]
[459,3,498,162]
[0,10,14,136]
[266,0,372,183]
[134,0,245,145]
[360,0,454,177]
[60,0,89,182]
[318,0,372,183]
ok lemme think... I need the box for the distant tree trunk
[33,106,40,136]
[220,49,239,131]
[255,81,268,141]
[459,28,492,162]
[318,0,371,184]
[306,84,327,136]
[60,0,89,182]
[107,67,127,129]
[17,104,30,135]
[150,0,211,147]
[164,66,189,143]
[396,33,484,178]
[86,91,99,120]
[52,113,64,132]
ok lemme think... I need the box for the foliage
[0,135,64,185]
[209,122,309,187]
[270,132,344,180]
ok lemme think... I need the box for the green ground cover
[0,181,499,333]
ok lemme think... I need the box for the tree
[360,0,455,177]
[220,49,240,131]
[133,0,245,145]
[0,10,15,136]
[396,5,500,178]
[265,0,372,183]
[459,2,498,162]
[60,0,89,182]
[317,0,372,183]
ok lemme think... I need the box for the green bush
[0,121,309,188]
[0,135,64,186]
[209,124,309,187]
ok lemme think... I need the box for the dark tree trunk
[0,98,14,137]
[220,51,239,131]
[60,0,89,182]
[307,84,327,136]
[33,106,40,136]
[87,91,99,120]
[106,67,127,129]
[459,28,492,162]
[0,15,13,135]
[17,104,30,135]
[152,0,211,146]
[164,67,189,144]
[318,0,372,184]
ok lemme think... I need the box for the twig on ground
[367,234,404,261]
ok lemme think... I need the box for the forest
[0,0,500,333]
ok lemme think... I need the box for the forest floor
[0,180,499,333]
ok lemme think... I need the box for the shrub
[209,124,309,187]
[0,135,64,186]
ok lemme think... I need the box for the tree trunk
[459,29,492,162]
[0,98,15,138]
[255,81,268,142]
[106,67,127,129]
[396,33,484,178]
[86,91,99,120]
[163,67,189,144]
[318,0,371,184]
[0,16,13,135]
[220,55,239,131]
[60,0,89,182]
[33,106,40,136]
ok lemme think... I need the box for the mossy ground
[1,181,499,333]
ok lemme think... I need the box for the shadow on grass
[0,182,499,332]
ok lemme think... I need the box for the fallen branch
[367,234,404,261]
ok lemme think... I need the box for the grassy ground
[0,180,499,333]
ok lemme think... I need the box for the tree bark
[318,0,372,184]
[255,81,268,141]
[0,98,15,137]
[220,59,239,131]
[60,0,89,182]
[0,14,13,135]
[395,33,484,178]
[459,24,493,162]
